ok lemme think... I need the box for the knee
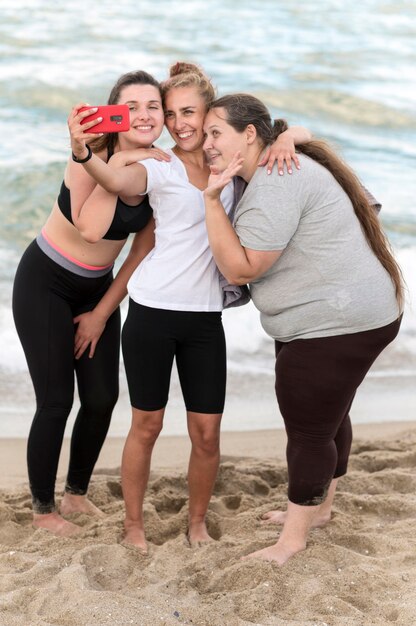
[81,388,119,417]
[191,430,220,457]
[38,394,73,418]
[131,412,163,446]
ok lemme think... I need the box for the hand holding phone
[79,104,130,133]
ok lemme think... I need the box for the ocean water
[1,0,416,434]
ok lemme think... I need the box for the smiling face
[163,86,207,152]
[203,108,248,171]
[117,83,164,148]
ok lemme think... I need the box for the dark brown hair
[161,61,216,109]
[89,70,161,155]
[210,93,405,311]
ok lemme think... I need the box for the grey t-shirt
[234,154,399,342]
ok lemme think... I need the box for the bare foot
[33,512,82,537]
[122,521,148,554]
[187,520,214,547]
[242,539,306,566]
[60,493,105,517]
[261,509,331,529]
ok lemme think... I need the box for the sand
[0,422,415,626]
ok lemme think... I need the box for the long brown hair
[88,70,161,156]
[210,93,405,312]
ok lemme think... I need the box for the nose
[202,134,211,151]
[134,106,150,121]
[173,113,187,130]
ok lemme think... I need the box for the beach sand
[1,419,416,626]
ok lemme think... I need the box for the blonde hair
[161,61,216,108]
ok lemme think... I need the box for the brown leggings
[275,316,402,506]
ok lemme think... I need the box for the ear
[246,124,257,145]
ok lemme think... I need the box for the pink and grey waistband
[36,230,114,278]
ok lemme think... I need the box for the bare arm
[74,185,119,243]
[74,217,155,358]
[204,154,281,285]
[68,103,148,196]
[72,147,170,243]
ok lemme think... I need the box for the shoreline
[2,350,416,439]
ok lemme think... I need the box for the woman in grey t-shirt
[202,93,404,566]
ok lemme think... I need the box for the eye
[212,130,220,137]
[164,112,173,119]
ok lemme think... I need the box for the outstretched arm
[68,104,148,195]
[204,154,281,285]
[73,146,169,243]
[74,217,155,359]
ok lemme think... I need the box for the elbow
[223,271,249,286]
[78,228,103,244]
[104,179,123,194]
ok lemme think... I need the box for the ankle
[188,513,207,526]
[62,492,85,502]
[277,534,307,553]
[124,518,144,531]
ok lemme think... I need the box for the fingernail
[267,169,271,175]
[288,169,292,174]
[279,170,283,176]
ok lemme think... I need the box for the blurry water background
[1,0,415,435]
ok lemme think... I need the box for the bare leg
[60,493,105,517]
[186,411,222,546]
[261,477,339,528]
[314,476,339,523]
[121,407,164,552]
[244,499,319,565]
[33,512,82,536]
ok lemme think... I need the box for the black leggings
[12,241,120,513]
[122,301,226,413]
[275,317,402,506]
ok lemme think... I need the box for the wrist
[72,145,92,163]
[204,190,223,204]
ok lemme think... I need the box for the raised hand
[67,104,102,159]
[204,152,244,201]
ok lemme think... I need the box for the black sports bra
[57,148,152,240]
[57,182,152,240]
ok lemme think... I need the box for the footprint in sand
[78,544,137,592]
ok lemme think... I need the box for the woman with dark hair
[12,70,167,536]
[202,93,404,565]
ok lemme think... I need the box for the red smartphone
[79,104,130,133]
